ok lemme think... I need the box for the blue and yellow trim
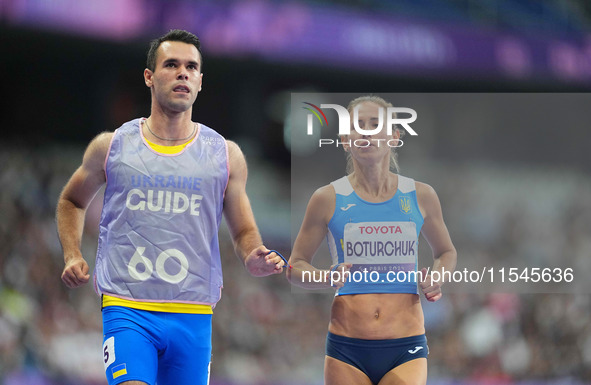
[102,295,213,314]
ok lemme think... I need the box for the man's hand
[61,255,90,288]
[419,267,442,302]
[244,246,285,277]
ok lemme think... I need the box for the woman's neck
[349,165,396,200]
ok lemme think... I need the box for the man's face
[144,41,203,113]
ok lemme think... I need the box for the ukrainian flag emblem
[112,363,127,379]
[399,197,412,214]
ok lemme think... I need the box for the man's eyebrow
[162,58,200,67]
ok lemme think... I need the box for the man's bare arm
[222,140,284,276]
[57,132,112,288]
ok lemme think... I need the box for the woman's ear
[340,135,350,152]
[391,128,401,146]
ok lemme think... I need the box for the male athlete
[56,29,285,385]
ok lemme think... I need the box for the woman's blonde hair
[344,95,405,174]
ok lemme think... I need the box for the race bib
[103,336,116,370]
[343,222,417,267]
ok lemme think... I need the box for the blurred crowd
[1,142,591,385]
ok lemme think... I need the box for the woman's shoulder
[413,180,442,217]
[302,184,337,224]
[414,180,436,195]
[310,183,336,203]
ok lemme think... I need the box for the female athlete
[288,95,457,385]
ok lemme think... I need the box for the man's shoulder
[116,118,142,134]
[88,131,114,151]
[198,123,226,141]
[225,140,242,163]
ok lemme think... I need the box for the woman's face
[343,101,400,166]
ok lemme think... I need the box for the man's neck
[145,108,196,145]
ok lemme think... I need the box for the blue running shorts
[326,332,428,384]
[102,306,212,385]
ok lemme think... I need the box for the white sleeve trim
[330,176,354,196]
[397,175,416,193]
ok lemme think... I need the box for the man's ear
[144,68,154,88]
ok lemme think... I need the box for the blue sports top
[94,118,228,306]
[326,175,424,295]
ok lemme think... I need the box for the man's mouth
[173,85,190,93]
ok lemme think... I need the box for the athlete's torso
[95,118,228,306]
[326,174,425,339]
[329,293,425,339]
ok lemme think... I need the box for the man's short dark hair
[146,29,203,72]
